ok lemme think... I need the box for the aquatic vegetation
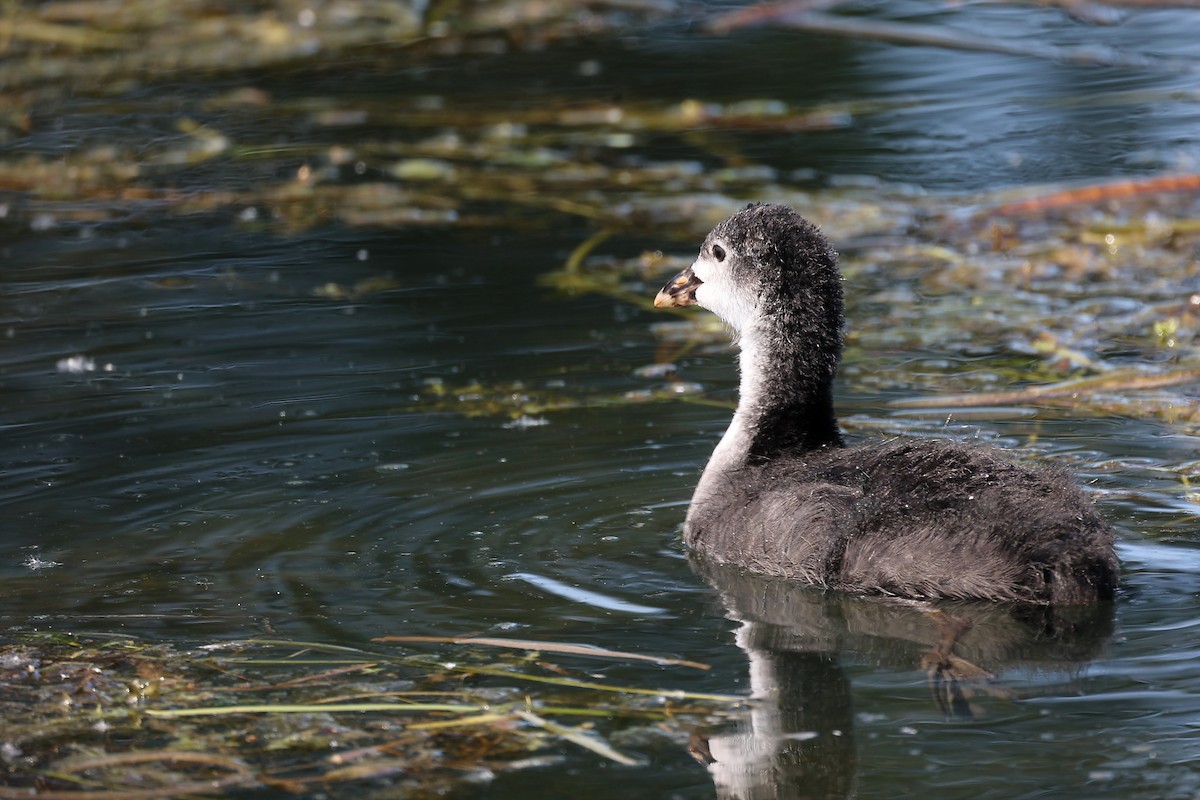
[532,177,1200,436]
[408,375,707,421]
[0,633,741,798]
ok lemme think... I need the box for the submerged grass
[0,632,743,798]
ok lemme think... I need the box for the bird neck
[688,323,843,526]
[734,324,844,459]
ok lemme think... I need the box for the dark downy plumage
[654,203,1118,605]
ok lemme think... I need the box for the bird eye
[712,243,726,262]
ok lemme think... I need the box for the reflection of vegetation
[0,633,740,797]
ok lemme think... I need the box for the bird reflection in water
[688,556,1114,800]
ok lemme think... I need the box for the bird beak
[654,265,703,308]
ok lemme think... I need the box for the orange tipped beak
[654,266,702,308]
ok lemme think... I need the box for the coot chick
[654,203,1118,605]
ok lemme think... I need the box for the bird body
[654,204,1118,605]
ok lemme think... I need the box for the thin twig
[374,635,710,670]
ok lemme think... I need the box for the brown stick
[988,173,1200,217]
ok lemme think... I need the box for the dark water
[3,3,1200,798]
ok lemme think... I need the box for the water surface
[2,2,1199,798]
